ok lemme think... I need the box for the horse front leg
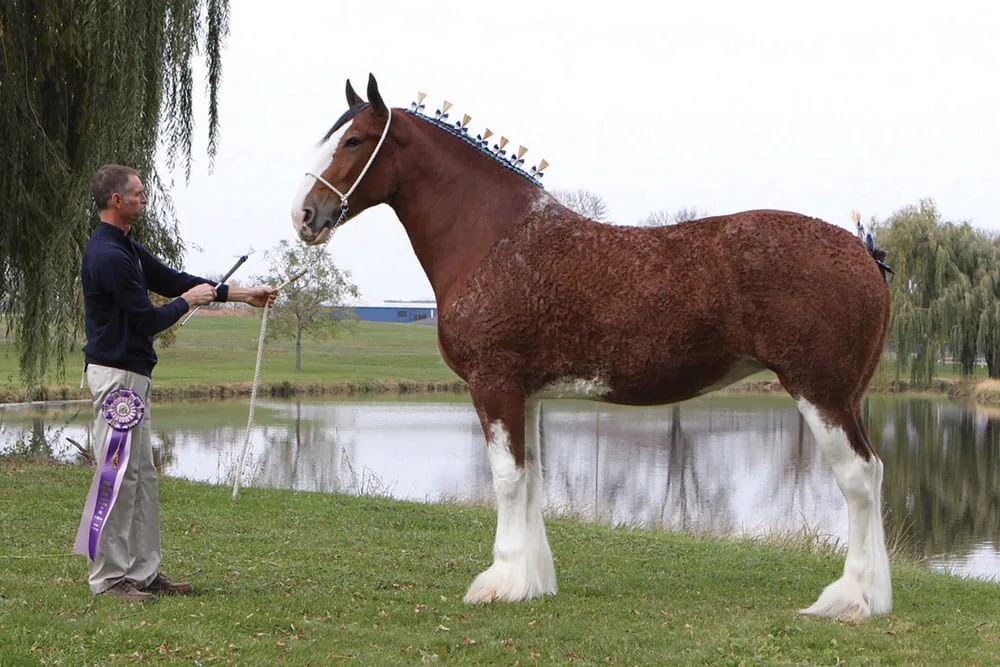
[464,391,557,603]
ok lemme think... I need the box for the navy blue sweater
[82,222,229,377]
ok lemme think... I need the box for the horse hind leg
[523,400,557,593]
[796,398,892,620]
[464,394,556,603]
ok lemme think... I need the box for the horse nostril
[302,207,315,225]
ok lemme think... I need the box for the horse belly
[531,377,615,400]
[532,357,765,406]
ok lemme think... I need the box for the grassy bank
[2,316,998,405]
[0,318,465,403]
[1,459,997,665]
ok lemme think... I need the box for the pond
[2,392,998,583]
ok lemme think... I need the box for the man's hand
[182,283,217,308]
[246,286,278,309]
[227,286,279,308]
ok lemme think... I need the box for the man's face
[114,174,148,223]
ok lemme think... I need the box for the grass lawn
[0,317,463,402]
[2,314,995,405]
[1,459,998,665]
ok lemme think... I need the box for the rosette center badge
[102,389,145,431]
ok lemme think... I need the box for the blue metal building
[351,300,437,324]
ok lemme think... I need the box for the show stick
[180,253,250,326]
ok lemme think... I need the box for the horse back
[438,207,890,405]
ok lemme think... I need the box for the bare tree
[640,207,706,227]
[552,189,610,222]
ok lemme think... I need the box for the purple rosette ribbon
[74,389,145,560]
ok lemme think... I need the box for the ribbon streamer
[74,389,145,560]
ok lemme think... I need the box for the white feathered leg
[465,400,556,603]
[798,399,892,620]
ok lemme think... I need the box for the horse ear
[346,79,364,107]
[367,73,388,116]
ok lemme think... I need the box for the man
[74,164,277,602]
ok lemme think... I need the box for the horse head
[291,74,395,245]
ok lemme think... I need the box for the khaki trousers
[81,364,161,594]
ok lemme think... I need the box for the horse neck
[387,113,550,306]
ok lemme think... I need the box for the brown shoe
[140,573,194,596]
[103,580,156,602]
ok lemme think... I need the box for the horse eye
[345,136,362,148]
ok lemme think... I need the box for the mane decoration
[406,92,548,187]
[852,211,894,281]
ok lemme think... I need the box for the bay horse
[290,74,893,621]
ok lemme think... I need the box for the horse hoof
[799,602,869,623]
[463,586,500,604]
[463,562,556,604]
[799,575,890,621]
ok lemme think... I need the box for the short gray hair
[92,164,139,210]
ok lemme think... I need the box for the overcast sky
[169,0,1000,303]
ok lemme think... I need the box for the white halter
[304,107,393,229]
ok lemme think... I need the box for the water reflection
[2,394,998,582]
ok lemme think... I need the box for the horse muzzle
[293,205,339,245]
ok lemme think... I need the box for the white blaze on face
[289,121,353,226]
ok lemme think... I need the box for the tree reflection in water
[543,396,998,573]
[541,398,839,538]
[873,398,1000,559]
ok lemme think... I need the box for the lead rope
[232,269,308,501]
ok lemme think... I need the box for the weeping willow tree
[933,223,998,376]
[976,267,1000,378]
[872,200,950,384]
[874,199,1000,383]
[0,0,229,386]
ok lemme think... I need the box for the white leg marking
[524,400,557,595]
[465,402,557,603]
[797,399,892,620]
